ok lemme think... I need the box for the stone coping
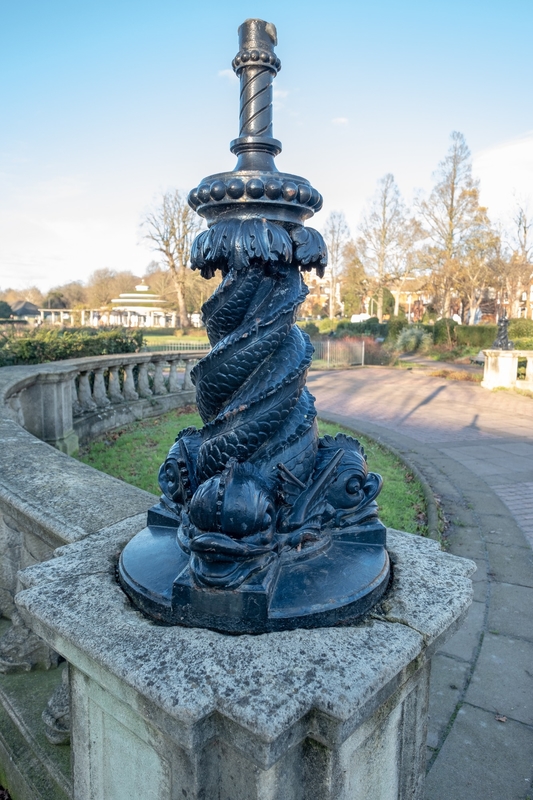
[16,519,475,761]
[482,349,533,356]
[0,352,204,404]
[0,360,157,547]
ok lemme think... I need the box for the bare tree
[415,132,481,318]
[453,208,500,324]
[322,211,350,319]
[141,190,204,328]
[144,261,220,319]
[357,174,419,321]
[0,286,44,307]
[86,268,137,308]
[508,200,533,318]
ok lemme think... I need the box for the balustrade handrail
[483,348,533,355]
[1,350,201,457]
[1,350,203,402]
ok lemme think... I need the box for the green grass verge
[77,409,427,535]
[317,421,427,534]
[77,407,200,496]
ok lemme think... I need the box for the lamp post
[118,19,390,634]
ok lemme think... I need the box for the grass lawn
[77,408,427,535]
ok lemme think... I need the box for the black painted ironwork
[118,19,390,633]
[492,312,514,350]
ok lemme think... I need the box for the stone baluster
[15,369,79,454]
[92,368,111,407]
[78,372,97,411]
[137,361,153,398]
[167,358,181,393]
[183,358,196,391]
[71,376,83,417]
[152,358,168,395]
[108,366,124,404]
[122,364,139,401]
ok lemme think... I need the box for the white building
[110,281,172,327]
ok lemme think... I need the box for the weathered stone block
[16,524,475,800]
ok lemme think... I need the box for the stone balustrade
[481,349,533,391]
[0,352,199,799]
[0,350,200,623]
[4,350,201,455]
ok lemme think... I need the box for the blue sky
[1,0,532,291]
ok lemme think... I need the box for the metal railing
[309,339,364,368]
[144,339,366,368]
[144,342,211,353]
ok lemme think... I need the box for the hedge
[140,327,177,337]
[513,337,533,350]
[433,318,457,344]
[298,322,320,337]
[386,318,409,341]
[335,319,388,338]
[508,318,533,338]
[453,319,533,348]
[455,325,497,348]
[0,328,144,367]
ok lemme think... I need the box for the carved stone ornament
[118,19,390,633]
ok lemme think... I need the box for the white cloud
[331,117,349,126]
[473,131,533,222]
[218,69,238,83]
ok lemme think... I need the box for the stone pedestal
[481,349,533,391]
[16,524,474,800]
[481,349,518,389]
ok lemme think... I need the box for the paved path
[308,368,533,800]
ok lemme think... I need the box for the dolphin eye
[346,477,361,494]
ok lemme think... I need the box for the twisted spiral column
[191,256,318,498]
[238,64,273,138]
[230,19,282,170]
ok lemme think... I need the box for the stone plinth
[15,522,474,800]
[482,349,533,390]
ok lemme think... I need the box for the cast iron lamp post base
[119,519,389,634]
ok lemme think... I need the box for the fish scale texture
[204,268,263,344]
[194,264,318,486]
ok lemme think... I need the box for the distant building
[11,300,40,320]
[110,281,171,327]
